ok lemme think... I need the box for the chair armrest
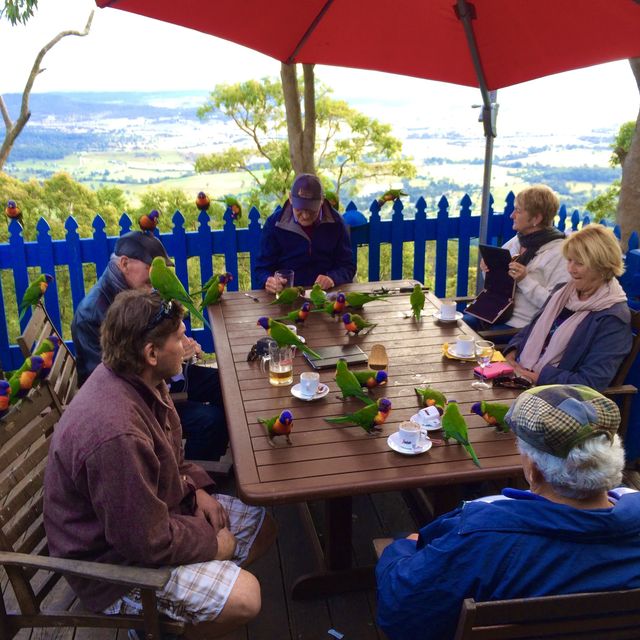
[604,384,638,397]
[372,537,394,559]
[450,296,474,303]
[478,327,519,341]
[0,552,171,591]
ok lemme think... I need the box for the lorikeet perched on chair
[344,291,390,309]
[276,302,312,324]
[353,369,388,389]
[257,317,320,359]
[342,312,377,336]
[410,283,425,321]
[377,189,408,206]
[5,199,23,227]
[139,209,159,232]
[8,356,44,404]
[441,400,480,467]
[471,401,510,433]
[325,397,392,433]
[334,359,370,404]
[34,335,61,380]
[258,410,293,446]
[149,257,209,328]
[195,191,210,211]
[18,274,53,321]
[0,380,10,417]
[415,387,447,414]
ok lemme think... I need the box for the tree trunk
[617,58,640,248]
[0,11,93,171]
[281,62,315,175]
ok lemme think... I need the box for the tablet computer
[479,244,512,271]
[303,344,368,370]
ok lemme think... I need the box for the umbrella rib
[285,0,335,64]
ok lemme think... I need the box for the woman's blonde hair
[563,225,624,281]
[516,185,560,228]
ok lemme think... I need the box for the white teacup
[398,421,421,450]
[440,300,457,320]
[455,335,475,358]
[286,324,298,335]
[415,406,440,426]
[300,371,320,397]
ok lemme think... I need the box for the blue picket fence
[0,190,637,371]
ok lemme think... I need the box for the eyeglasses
[145,299,174,333]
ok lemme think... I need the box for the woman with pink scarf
[504,225,631,391]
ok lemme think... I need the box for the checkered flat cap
[505,384,619,458]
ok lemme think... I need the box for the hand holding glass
[274,269,294,295]
[472,340,494,390]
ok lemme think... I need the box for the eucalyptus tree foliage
[1,0,38,25]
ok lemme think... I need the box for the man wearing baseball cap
[254,173,356,293]
[72,231,229,462]
[376,385,640,640]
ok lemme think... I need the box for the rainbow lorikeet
[342,312,377,336]
[18,274,53,321]
[5,199,23,227]
[34,335,61,380]
[334,359,370,404]
[324,190,339,210]
[377,189,408,206]
[257,317,320,359]
[320,292,346,318]
[139,209,159,232]
[353,369,388,388]
[325,397,392,433]
[0,380,10,417]
[219,196,242,220]
[441,400,480,467]
[197,272,233,296]
[344,291,390,309]
[258,410,293,446]
[471,401,510,433]
[309,283,327,309]
[196,191,210,211]
[149,257,209,328]
[410,283,425,321]
[414,387,447,414]
[270,286,305,305]
[200,273,233,308]
[276,301,312,324]
[8,355,44,404]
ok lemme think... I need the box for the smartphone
[303,345,368,370]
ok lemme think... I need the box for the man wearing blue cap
[254,174,356,293]
[376,385,640,640]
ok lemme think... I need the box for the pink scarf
[519,278,627,373]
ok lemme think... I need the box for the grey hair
[517,434,624,499]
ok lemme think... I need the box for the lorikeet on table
[342,312,377,336]
[334,359,370,404]
[269,286,305,305]
[410,283,425,321]
[320,292,346,318]
[325,397,392,433]
[139,209,159,232]
[200,273,233,308]
[344,291,390,309]
[18,274,53,321]
[258,410,293,446]
[353,369,388,388]
[276,302,312,324]
[8,356,44,404]
[309,283,327,309]
[441,400,481,467]
[256,317,320,359]
[149,257,209,328]
[471,400,511,432]
[414,387,447,414]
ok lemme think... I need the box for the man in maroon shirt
[44,289,276,636]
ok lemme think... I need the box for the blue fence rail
[1,190,637,371]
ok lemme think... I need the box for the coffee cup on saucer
[440,300,457,320]
[416,406,440,426]
[299,371,320,397]
[455,335,475,358]
[397,421,422,450]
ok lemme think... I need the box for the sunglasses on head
[145,299,174,333]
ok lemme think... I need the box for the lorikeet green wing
[258,410,293,445]
[471,401,510,432]
[34,335,60,380]
[309,283,327,309]
[414,387,447,413]
[257,317,321,359]
[269,286,304,305]
[8,355,44,404]
[275,302,311,324]
[410,284,425,321]
[334,359,371,403]
[342,313,377,335]
[345,291,390,309]
[353,369,388,388]
[18,274,53,321]
[441,401,481,467]
[325,398,392,433]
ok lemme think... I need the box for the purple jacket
[43,364,216,612]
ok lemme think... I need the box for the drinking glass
[472,340,494,390]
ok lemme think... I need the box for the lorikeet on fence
[258,410,294,446]
[414,387,447,414]
[34,335,61,380]
[8,356,44,404]
[276,302,312,324]
[325,397,392,433]
[18,274,53,321]
[269,286,305,306]
[344,291,390,309]
[353,369,388,389]
[195,191,210,211]
[257,317,321,359]
[219,196,242,220]
[342,312,377,336]
[5,199,23,227]
[139,209,159,232]
[410,283,425,321]
[441,400,481,467]
[334,359,370,404]
[377,189,408,206]
[149,256,209,328]
[471,400,511,433]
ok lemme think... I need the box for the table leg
[291,496,376,599]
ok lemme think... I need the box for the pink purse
[473,361,514,379]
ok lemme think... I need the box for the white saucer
[433,310,463,323]
[410,413,442,432]
[291,382,329,401]
[387,431,433,455]
[446,344,475,360]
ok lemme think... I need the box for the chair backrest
[454,588,640,639]
[610,308,640,387]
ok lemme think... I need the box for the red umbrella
[96,0,640,246]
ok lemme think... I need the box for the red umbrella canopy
[96,0,640,90]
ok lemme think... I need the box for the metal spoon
[244,292,260,302]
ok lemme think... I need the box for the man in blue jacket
[254,174,356,293]
[376,385,640,640]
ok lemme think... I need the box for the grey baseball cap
[114,231,173,266]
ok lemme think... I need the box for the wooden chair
[453,588,640,639]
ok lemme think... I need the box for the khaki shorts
[103,494,265,623]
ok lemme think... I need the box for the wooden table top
[208,280,523,506]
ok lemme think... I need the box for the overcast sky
[2,0,638,135]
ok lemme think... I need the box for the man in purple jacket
[44,289,276,636]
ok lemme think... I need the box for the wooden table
[209,280,522,597]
